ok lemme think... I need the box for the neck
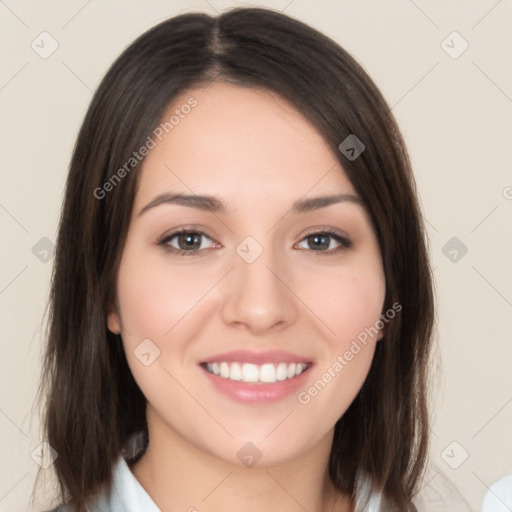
[130,408,352,512]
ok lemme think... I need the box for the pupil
[310,234,329,250]
[180,233,200,250]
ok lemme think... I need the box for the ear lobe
[107,310,122,334]
[376,324,385,342]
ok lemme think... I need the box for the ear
[107,306,122,334]
[376,317,386,342]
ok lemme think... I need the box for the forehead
[134,81,356,210]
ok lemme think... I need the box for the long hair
[35,7,434,511]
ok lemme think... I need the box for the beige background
[1,1,511,510]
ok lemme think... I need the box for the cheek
[303,258,386,345]
[293,258,385,416]
[115,249,205,412]
[114,244,224,401]
[334,275,384,340]
[115,246,214,342]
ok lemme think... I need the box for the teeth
[276,362,288,381]
[204,361,309,383]
[242,363,259,383]
[220,362,230,378]
[229,362,242,381]
[260,363,276,383]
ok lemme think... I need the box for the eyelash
[157,227,353,257]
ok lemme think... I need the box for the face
[108,81,386,467]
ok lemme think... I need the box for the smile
[203,361,311,384]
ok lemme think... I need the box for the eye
[157,227,352,257]
[296,229,352,254]
[158,228,216,255]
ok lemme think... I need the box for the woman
[36,6,435,511]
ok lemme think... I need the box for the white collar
[89,455,160,512]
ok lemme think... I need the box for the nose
[220,242,299,335]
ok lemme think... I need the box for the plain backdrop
[1,1,511,511]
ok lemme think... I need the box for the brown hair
[35,6,434,511]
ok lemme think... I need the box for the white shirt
[481,474,512,512]
[86,456,160,512]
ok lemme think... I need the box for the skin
[108,81,386,512]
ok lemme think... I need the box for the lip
[198,350,314,404]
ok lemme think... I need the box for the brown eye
[158,229,215,254]
[174,232,203,250]
[306,234,331,250]
[297,230,352,254]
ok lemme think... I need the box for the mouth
[200,361,311,384]
[198,350,314,404]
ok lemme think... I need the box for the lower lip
[200,365,313,404]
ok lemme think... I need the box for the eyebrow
[137,192,363,217]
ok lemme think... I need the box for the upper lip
[199,349,313,365]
